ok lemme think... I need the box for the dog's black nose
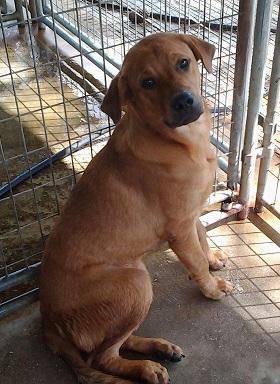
[169,91,203,128]
[172,92,194,111]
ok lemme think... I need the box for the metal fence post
[238,0,274,219]
[227,0,257,190]
[255,4,280,213]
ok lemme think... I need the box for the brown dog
[40,33,233,384]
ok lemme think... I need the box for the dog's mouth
[164,93,204,129]
[164,107,204,129]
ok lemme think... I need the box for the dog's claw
[158,351,185,363]
[170,352,183,363]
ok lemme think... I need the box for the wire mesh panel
[0,0,278,316]
[40,0,239,151]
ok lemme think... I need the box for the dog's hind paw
[140,361,170,384]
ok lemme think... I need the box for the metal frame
[238,0,274,219]
[227,0,256,190]
[255,3,280,217]
[0,0,25,26]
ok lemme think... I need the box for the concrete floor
[1,219,280,384]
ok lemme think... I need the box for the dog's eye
[177,59,190,71]
[142,78,156,89]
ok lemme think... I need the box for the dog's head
[101,33,215,129]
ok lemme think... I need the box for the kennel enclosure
[0,0,279,317]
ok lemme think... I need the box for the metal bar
[42,4,122,71]
[29,0,38,21]
[248,208,280,247]
[217,156,229,175]
[1,11,22,22]
[210,134,229,154]
[15,0,25,27]
[238,0,274,218]
[254,196,280,221]
[227,0,257,189]
[255,3,280,213]
[0,263,40,293]
[200,203,243,231]
[0,126,110,198]
[0,289,39,319]
[42,16,117,79]
[33,0,45,29]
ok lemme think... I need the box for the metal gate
[0,0,279,317]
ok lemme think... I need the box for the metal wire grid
[1,1,279,316]
[0,0,240,290]
[0,16,108,300]
[40,0,241,179]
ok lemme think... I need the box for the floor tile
[211,235,244,247]
[272,265,280,275]
[260,253,280,265]
[232,279,258,294]
[231,256,266,268]
[257,317,280,333]
[252,277,280,290]
[250,243,280,255]
[229,222,260,234]
[239,232,272,244]
[221,245,255,257]
[264,290,280,302]
[206,237,216,248]
[241,266,277,278]
[233,292,271,306]
[244,304,280,319]
[271,333,280,344]
[208,225,235,236]
[234,307,252,320]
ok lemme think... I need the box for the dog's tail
[76,366,137,384]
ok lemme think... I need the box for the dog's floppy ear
[182,35,215,73]
[101,74,122,124]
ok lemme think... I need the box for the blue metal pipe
[0,127,110,199]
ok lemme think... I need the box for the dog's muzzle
[167,91,204,128]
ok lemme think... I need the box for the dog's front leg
[196,220,228,270]
[170,225,233,300]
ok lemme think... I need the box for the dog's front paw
[140,361,170,384]
[153,338,185,363]
[200,275,233,300]
[208,249,228,270]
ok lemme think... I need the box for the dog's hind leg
[121,335,185,362]
[43,319,134,384]
[43,266,170,384]
[96,335,170,384]
[196,220,228,270]
[89,268,170,384]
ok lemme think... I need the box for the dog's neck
[113,108,214,165]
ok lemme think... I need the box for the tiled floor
[207,219,280,344]
[1,216,280,384]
